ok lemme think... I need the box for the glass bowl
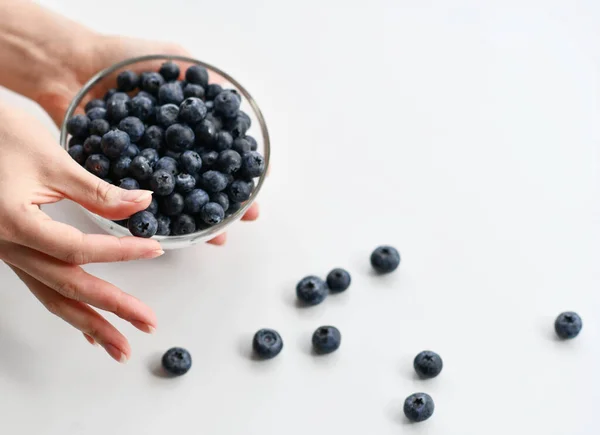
[60,55,270,250]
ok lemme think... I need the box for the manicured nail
[121,190,153,203]
[131,320,156,334]
[141,249,164,259]
[105,344,128,363]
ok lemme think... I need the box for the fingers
[241,203,260,221]
[9,265,131,363]
[4,242,157,332]
[207,233,227,246]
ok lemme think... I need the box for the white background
[0,0,599,433]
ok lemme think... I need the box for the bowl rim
[59,54,270,243]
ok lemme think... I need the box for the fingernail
[104,344,128,363]
[121,190,153,203]
[141,249,164,260]
[131,320,156,334]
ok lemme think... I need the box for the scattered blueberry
[160,192,185,216]
[116,70,139,92]
[165,123,195,151]
[370,246,400,273]
[179,97,207,124]
[159,61,180,82]
[252,329,283,359]
[161,347,192,376]
[296,276,328,306]
[183,83,205,99]
[404,393,435,423]
[156,214,171,235]
[211,192,230,212]
[89,118,110,137]
[68,145,86,165]
[83,135,102,155]
[201,170,229,193]
[171,214,196,235]
[414,351,443,379]
[119,116,145,143]
[241,151,265,178]
[326,268,351,292]
[67,114,90,138]
[184,189,210,214]
[149,169,176,196]
[129,155,153,181]
[185,65,209,88]
[101,130,130,159]
[312,326,341,354]
[119,177,139,190]
[200,202,225,225]
[228,179,252,202]
[555,312,583,339]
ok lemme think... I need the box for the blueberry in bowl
[61,55,270,249]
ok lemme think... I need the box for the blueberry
[555,312,583,339]
[162,347,192,376]
[413,351,443,379]
[129,155,153,181]
[136,90,157,105]
[86,107,107,121]
[119,177,139,190]
[226,201,242,216]
[312,326,341,354]
[201,170,229,193]
[160,193,185,216]
[85,154,110,178]
[183,83,205,99]
[179,150,202,174]
[226,111,251,138]
[195,118,218,145]
[116,70,139,92]
[179,97,207,125]
[149,169,176,196]
[228,179,252,202]
[68,145,86,165]
[112,156,132,179]
[119,116,145,143]
[126,95,154,122]
[217,150,242,174]
[107,92,130,104]
[146,197,159,215]
[214,90,241,118]
[164,150,182,161]
[141,125,164,150]
[158,82,184,106]
[123,143,140,158]
[205,83,223,100]
[67,114,90,138]
[184,189,209,214]
[296,276,328,306]
[403,393,435,423]
[370,246,400,273]
[205,100,214,111]
[185,65,209,87]
[140,148,159,168]
[165,124,195,151]
[83,135,102,155]
[140,72,165,95]
[90,119,110,136]
[252,329,283,359]
[101,130,130,159]
[156,214,171,235]
[246,135,258,151]
[104,88,117,101]
[210,192,229,212]
[232,137,252,154]
[175,173,196,193]
[85,99,106,112]
[155,156,179,176]
[178,80,187,89]
[326,268,351,292]
[199,150,219,170]
[106,99,129,123]
[241,151,265,178]
[159,61,180,81]
[205,113,224,131]
[213,130,233,151]
[171,214,196,235]
[200,202,225,225]
[69,136,83,148]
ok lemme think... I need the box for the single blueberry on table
[217,150,242,174]
[123,143,140,158]
[370,246,401,273]
[159,61,180,82]
[201,170,229,193]
[116,70,139,92]
[101,129,130,159]
[200,202,225,225]
[179,150,202,174]
[205,83,222,100]
[185,65,209,88]
[171,214,196,235]
[112,156,132,179]
[83,135,102,155]
[165,123,195,151]
[555,312,583,339]
[183,83,205,99]
[296,276,328,306]
[155,156,179,176]
[146,197,159,215]
[232,137,252,154]
[195,118,218,145]
[158,82,184,106]
[175,173,196,193]
[141,125,165,150]
[161,347,192,376]
[214,90,241,118]
[199,150,218,170]
[252,329,283,359]
[126,95,154,122]
[326,268,351,292]
[119,116,145,143]
[119,177,139,190]
[67,114,90,138]
[228,179,252,202]
[403,393,435,423]
[213,130,233,152]
[85,99,106,112]
[85,154,110,178]
[414,351,443,379]
[160,192,185,216]
[241,151,265,179]
[312,326,342,354]
[140,148,159,168]
[149,169,176,196]
[156,214,171,236]
[179,97,207,125]
[86,107,107,121]
[184,189,210,214]
[140,71,165,95]
[129,156,153,181]
[68,145,86,165]
[90,118,110,137]
[106,99,129,123]
[210,192,229,212]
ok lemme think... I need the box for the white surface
[0,0,599,433]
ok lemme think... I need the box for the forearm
[0,0,96,101]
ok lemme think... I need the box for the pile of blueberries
[67,62,265,238]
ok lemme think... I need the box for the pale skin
[0,0,260,363]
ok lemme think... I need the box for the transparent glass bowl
[60,55,270,250]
